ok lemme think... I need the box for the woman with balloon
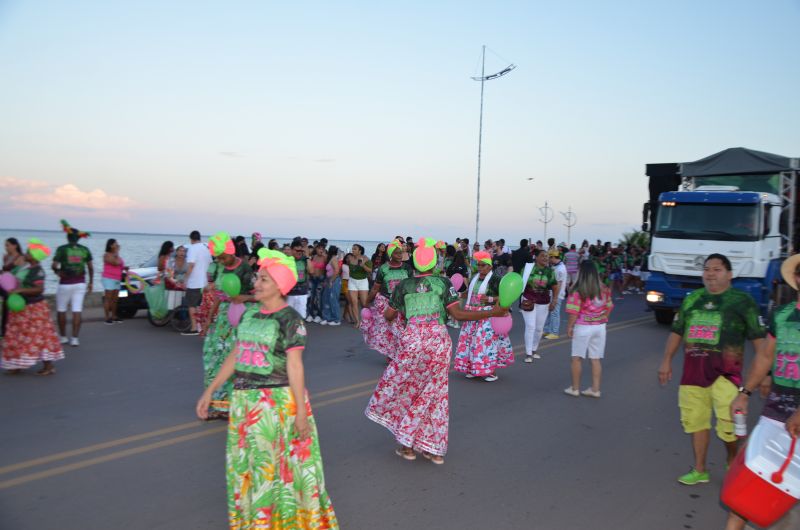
[454,251,515,382]
[201,232,254,419]
[2,239,63,375]
[2,237,26,337]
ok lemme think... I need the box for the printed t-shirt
[565,289,613,325]
[233,305,306,389]
[375,263,412,297]
[288,257,308,296]
[563,251,579,274]
[523,265,557,305]
[212,258,254,300]
[186,242,212,289]
[389,275,459,326]
[18,265,46,304]
[672,287,766,388]
[467,273,502,306]
[348,259,372,280]
[763,303,800,422]
[53,244,92,285]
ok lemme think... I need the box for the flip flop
[36,367,56,376]
[422,452,445,465]
[395,447,416,461]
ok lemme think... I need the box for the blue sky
[1,0,798,245]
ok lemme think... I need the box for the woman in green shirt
[346,244,372,328]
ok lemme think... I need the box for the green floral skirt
[226,387,339,529]
[203,301,235,414]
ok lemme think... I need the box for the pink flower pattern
[360,294,405,359]
[453,298,514,376]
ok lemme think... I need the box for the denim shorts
[101,278,121,291]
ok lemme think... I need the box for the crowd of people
[4,223,800,529]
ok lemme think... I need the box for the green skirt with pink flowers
[226,387,338,530]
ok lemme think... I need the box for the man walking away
[184,230,212,336]
[53,220,93,347]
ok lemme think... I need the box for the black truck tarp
[681,147,798,177]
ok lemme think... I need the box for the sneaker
[465,373,476,379]
[328,321,341,326]
[319,320,329,325]
[104,319,113,325]
[678,468,710,485]
[564,386,580,397]
[524,355,533,363]
[69,337,80,347]
[544,333,559,340]
[483,374,498,382]
[533,353,542,359]
[305,316,314,323]
[313,316,322,323]
[59,336,69,344]
[113,319,123,324]
[181,330,200,336]
[581,388,602,398]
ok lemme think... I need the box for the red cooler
[722,416,800,527]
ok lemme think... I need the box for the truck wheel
[655,309,674,325]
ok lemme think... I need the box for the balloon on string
[227,302,246,327]
[0,272,18,292]
[450,273,464,292]
[361,307,372,321]
[6,293,26,312]
[498,272,524,308]
[490,315,513,335]
[221,274,242,297]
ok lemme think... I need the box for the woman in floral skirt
[454,251,514,382]
[361,240,412,359]
[2,239,63,375]
[365,238,506,464]
[197,248,338,530]
[201,232,254,419]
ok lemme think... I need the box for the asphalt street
[0,296,757,529]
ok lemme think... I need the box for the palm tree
[619,229,650,248]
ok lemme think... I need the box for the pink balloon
[490,315,513,335]
[450,273,464,292]
[227,302,247,328]
[361,307,373,321]
[0,272,18,292]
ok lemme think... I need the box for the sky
[1,0,799,245]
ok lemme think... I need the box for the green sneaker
[678,468,710,485]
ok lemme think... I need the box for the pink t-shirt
[565,289,614,325]
[103,256,124,280]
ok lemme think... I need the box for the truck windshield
[655,203,761,241]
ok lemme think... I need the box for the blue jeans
[544,298,563,335]
[307,276,325,318]
[321,277,342,323]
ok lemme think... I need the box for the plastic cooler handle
[771,435,798,485]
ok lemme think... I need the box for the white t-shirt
[553,262,568,300]
[185,242,212,289]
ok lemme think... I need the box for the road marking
[0,314,653,489]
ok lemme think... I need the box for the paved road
[1,296,753,529]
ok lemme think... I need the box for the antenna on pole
[472,45,516,244]
[539,201,553,243]
[561,206,578,245]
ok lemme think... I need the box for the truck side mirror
[642,222,649,232]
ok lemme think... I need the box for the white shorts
[571,323,606,359]
[56,283,87,313]
[348,278,369,291]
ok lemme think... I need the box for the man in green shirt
[52,225,94,347]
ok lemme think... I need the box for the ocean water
[0,229,383,294]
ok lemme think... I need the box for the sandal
[5,369,23,376]
[422,452,445,465]
[36,366,56,376]
[394,447,416,461]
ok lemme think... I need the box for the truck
[643,147,800,324]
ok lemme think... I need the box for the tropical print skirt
[198,289,219,337]
[1,300,64,370]
[365,321,451,456]
[203,300,235,414]
[453,302,514,376]
[359,294,405,359]
[227,387,338,530]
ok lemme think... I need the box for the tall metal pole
[475,45,485,245]
[539,201,553,243]
[561,206,577,245]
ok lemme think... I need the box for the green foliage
[619,229,650,248]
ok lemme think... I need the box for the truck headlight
[646,291,665,303]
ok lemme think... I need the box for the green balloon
[6,293,26,312]
[221,274,241,297]
[498,272,524,308]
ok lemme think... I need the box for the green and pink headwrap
[435,240,446,250]
[473,251,492,266]
[387,240,403,258]
[208,231,235,257]
[412,237,438,272]
[257,248,298,295]
[27,238,51,262]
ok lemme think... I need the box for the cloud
[0,177,49,190]
[10,184,138,212]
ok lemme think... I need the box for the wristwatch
[738,386,752,397]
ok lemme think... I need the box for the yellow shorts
[678,376,738,443]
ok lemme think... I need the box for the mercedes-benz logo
[693,256,705,270]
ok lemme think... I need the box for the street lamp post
[561,206,578,245]
[539,201,553,243]
[472,45,516,244]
